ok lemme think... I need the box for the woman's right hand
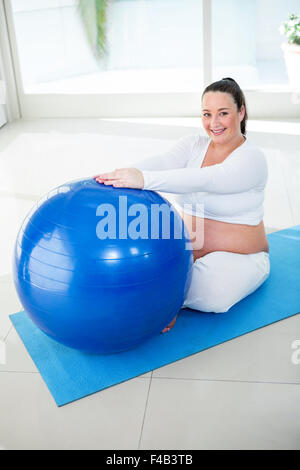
[94,168,145,189]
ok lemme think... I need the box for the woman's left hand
[94,168,144,189]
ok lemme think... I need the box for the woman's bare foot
[161,314,178,334]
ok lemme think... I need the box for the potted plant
[279,13,300,89]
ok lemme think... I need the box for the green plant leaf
[279,13,300,45]
[78,0,112,60]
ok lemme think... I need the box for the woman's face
[202,91,245,144]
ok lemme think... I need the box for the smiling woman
[200,77,247,163]
[95,77,270,331]
[202,76,248,138]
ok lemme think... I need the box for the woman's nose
[210,116,220,127]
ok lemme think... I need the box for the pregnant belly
[178,211,269,259]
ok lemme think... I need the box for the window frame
[1,0,299,120]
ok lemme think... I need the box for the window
[212,0,300,90]
[11,0,203,94]
[2,0,300,118]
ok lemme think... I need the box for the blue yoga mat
[10,226,300,406]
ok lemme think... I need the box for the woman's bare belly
[178,211,269,261]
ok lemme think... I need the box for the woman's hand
[94,168,144,189]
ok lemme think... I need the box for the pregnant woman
[94,78,270,332]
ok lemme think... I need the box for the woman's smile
[210,128,227,136]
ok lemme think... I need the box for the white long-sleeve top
[132,134,268,226]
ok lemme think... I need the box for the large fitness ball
[13,178,193,354]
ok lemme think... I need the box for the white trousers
[182,251,270,313]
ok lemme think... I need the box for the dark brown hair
[202,77,248,135]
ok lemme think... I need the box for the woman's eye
[202,112,228,117]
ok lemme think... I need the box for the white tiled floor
[0,118,300,450]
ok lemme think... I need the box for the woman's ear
[239,105,246,122]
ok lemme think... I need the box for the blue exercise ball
[13,178,193,354]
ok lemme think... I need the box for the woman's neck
[210,133,246,156]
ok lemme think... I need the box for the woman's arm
[95,139,267,195]
[142,148,268,194]
[94,134,198,188]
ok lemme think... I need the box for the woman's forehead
[202,91,235,109]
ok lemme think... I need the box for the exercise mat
[10,225,300,406]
